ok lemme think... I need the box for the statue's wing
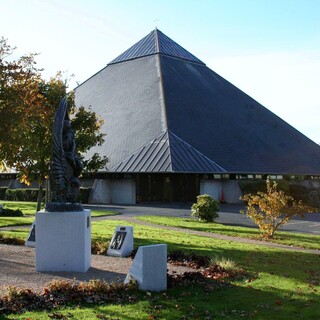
[51,97,67,188]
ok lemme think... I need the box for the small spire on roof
[153,19,159,29]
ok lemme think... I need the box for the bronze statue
[46,97,83,212]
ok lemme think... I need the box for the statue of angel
[46,97,83,211]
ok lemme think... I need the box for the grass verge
[0,201,119,228]
[136,215,320,250]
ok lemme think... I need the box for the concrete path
[0,244,190,295]
[85,203,320,235]
[100,215,320,255]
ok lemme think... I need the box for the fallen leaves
[0,279,138,316]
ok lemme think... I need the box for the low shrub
[191,194,219,222]
[211,256,240,272]
[239,180,267,195]
[0,208,23,217]
[241,177,315,239]
[0,187,8,200]
[0,234,25,245]
[91,239,110,255]
[77,187,92,204]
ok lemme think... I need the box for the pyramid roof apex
[109,29,205,65]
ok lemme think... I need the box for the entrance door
[136,174,199,203]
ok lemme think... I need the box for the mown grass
[0,201,119,228]
[136,215,320,250]
[2,218,319,319]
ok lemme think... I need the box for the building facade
[74,29,320,204]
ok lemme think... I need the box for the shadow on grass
[128,237,320,284]
[137,216,320,250]
[42,267,126,283]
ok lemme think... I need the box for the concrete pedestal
[125,244,167,292]
[35,210,91,272]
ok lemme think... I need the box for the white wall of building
[89,179,111,203]
[200,180,222,202]
[111,180,136,204]
[200,179,243,204]
[222,181,243,204]
[89,179,136,205]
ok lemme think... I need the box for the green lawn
[1,201,39,215]
[136,215,320,250]
[2,218,320,319]
[0,201,119,227]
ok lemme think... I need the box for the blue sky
[1,0,319,143]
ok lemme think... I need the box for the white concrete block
[25,221,36,248]
[35,210,91,272]
[125,244,167,292]
[107,226,133,257]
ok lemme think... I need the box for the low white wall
[111,180,136,204]
[89,179,111,203]
[200,180,243,204]
[222,181,243,204]
[200,180,222,202]
[89,179,136,205]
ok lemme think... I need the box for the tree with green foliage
[0,38,108,211]
[240,176,314,239]
[191,194,219,222]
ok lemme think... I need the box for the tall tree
[0,38,107,210]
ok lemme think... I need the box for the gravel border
[0,244,189,296]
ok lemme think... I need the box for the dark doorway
[136,174,199,203]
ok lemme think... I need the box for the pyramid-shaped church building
[75,29,320,204]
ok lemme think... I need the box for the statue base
[45,202,83,212]
[35,209,91,272]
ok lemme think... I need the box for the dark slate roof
[109,29,204,65]
[160,55,320,175]
[75,29,320,176]
[111,131,226,173]
[75,55,166,168]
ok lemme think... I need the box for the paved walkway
[0,244,189,296]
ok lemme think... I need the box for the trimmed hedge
[239,180,267,195]
[5,188,40,202]
[239,180,290,195]
[0,208,23,217]
[0,187,8,200]
[239,180,319,207]
[0,187,91,204]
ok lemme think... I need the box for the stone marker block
[35,210,91,272]
[125,244,167,292]
[25,221,36,248]
[107,226,133,257]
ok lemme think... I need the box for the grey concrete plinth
[125,244,167,292]
[35,210,91,272]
